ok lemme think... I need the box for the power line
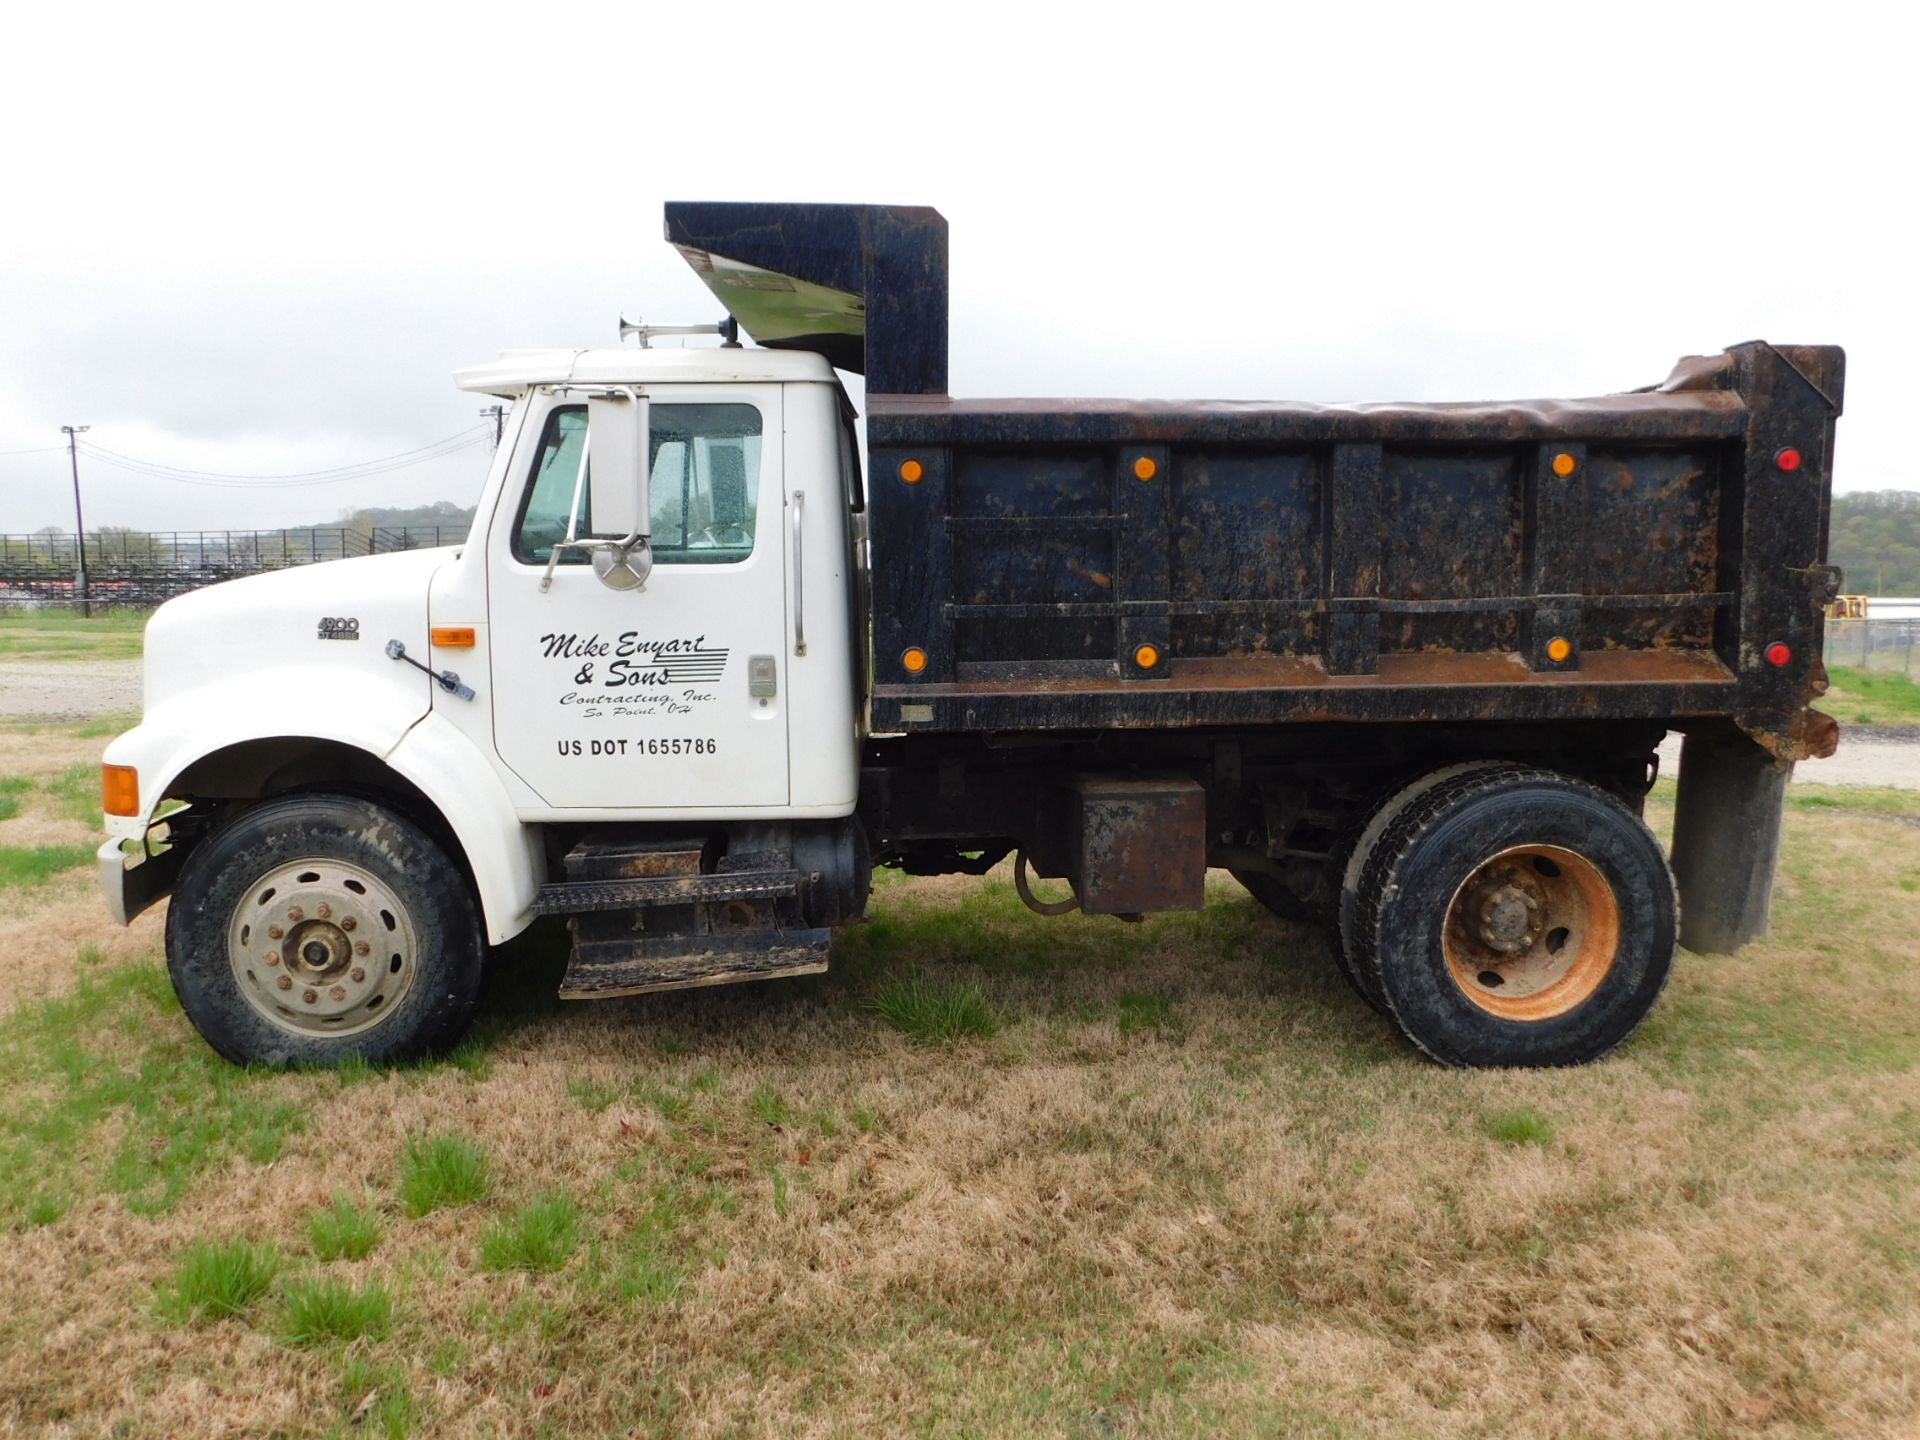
[79,425,491,482]
[0,444,67,457]
[76,427,492,489]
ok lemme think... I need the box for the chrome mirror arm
[539,432,592,594]
[538,387,653,594]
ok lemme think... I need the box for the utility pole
[61,425,91,617]
[480,405,506,448]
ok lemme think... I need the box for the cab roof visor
[663,202,948,396]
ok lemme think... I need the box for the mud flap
[1670,731,1790,954]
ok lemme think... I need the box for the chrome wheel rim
[226,859,419,1038]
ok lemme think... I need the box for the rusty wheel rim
[226,859,419,1038]
[1441,844,1619,1021]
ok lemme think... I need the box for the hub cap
[226,859,419,1038]
[1442,845,1619,1021]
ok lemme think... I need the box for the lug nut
[287,906,305,922]
[316,903,331,919]
[349,967,366,983]
[354,941,370,957]
[267,925,284,940]
[341,916,356,932]
[329,985,347,1001]
[264,951,280,967]
[276,975,293,991]
[302,989,318,1004]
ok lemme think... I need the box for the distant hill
[321,501,477,535]
[1829,492,1920,596]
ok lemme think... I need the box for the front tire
[165,795,484,1067]
[1354,768,1675,1067]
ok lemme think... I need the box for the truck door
[487,384,789,810]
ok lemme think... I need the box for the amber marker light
[1551,452,1577,478]
[1133,456,1158,481]
[899,459,924,484]
[430,626,476,648]
[1546,636,1573,663]
[102,764,139,818]
[1775,447,1803,472]
[901,646,929,675]
[1765,641,1792,667]
[1134,643,1161,669]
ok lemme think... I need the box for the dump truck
[98,202,1844,1069]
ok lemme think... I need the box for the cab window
[511,402,763,565]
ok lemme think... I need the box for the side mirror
[585,391,653,591]
[587,391,650,543]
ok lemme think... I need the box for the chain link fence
[0,527,464,610]
[1826,617,1920,674]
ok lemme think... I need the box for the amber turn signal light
[1551,452,1577,478]
[1133,643,1161,669]
[901,646,928,675]
[1133,456,1158,481]
[430,626,476,648]
[102,764,139,818]
[899,459,924,484]
[1545,636,1573,663]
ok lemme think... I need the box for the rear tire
[165,795,485,1067]
[1335,762,1519,1014]
[1354,767,1675,1067]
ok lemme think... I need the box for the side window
[512,408,588,563]
[511,402,763,565]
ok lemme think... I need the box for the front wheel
[165,795,485,1067]
[1353,768,1675,1067]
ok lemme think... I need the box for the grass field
[1824,666,1920,726]
[0,609,147,662]
[1,725,1917,1437]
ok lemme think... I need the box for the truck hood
[143,548,453,716]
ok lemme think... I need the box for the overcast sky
[2,2,1911,534]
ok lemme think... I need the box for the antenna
[618,315,741,349]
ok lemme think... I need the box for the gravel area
[1658,726,1920,789]
[0,660,142,719]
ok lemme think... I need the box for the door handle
[791,489,807,657]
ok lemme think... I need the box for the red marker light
[1775,447,1802,472]
[1765,641,1792,667]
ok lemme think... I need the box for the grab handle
[790,490,806,657]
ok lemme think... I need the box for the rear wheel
[1354,768,1674,1067]
[165,795,484,1067]
[1334,762,1518,1013]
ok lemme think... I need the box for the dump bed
[666,202,1843,761]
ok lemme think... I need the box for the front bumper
[98,837,184,926]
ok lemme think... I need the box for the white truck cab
[101,340,869,1065]
[442,344,862,821]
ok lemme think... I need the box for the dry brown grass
[0,725,165,1015]
[1,754,1917,1437]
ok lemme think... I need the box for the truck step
[558,929,831,999]
[532,869,801,916]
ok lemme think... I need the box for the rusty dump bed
[665,202,1843,760]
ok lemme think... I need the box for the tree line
[1828,491,1920,597]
